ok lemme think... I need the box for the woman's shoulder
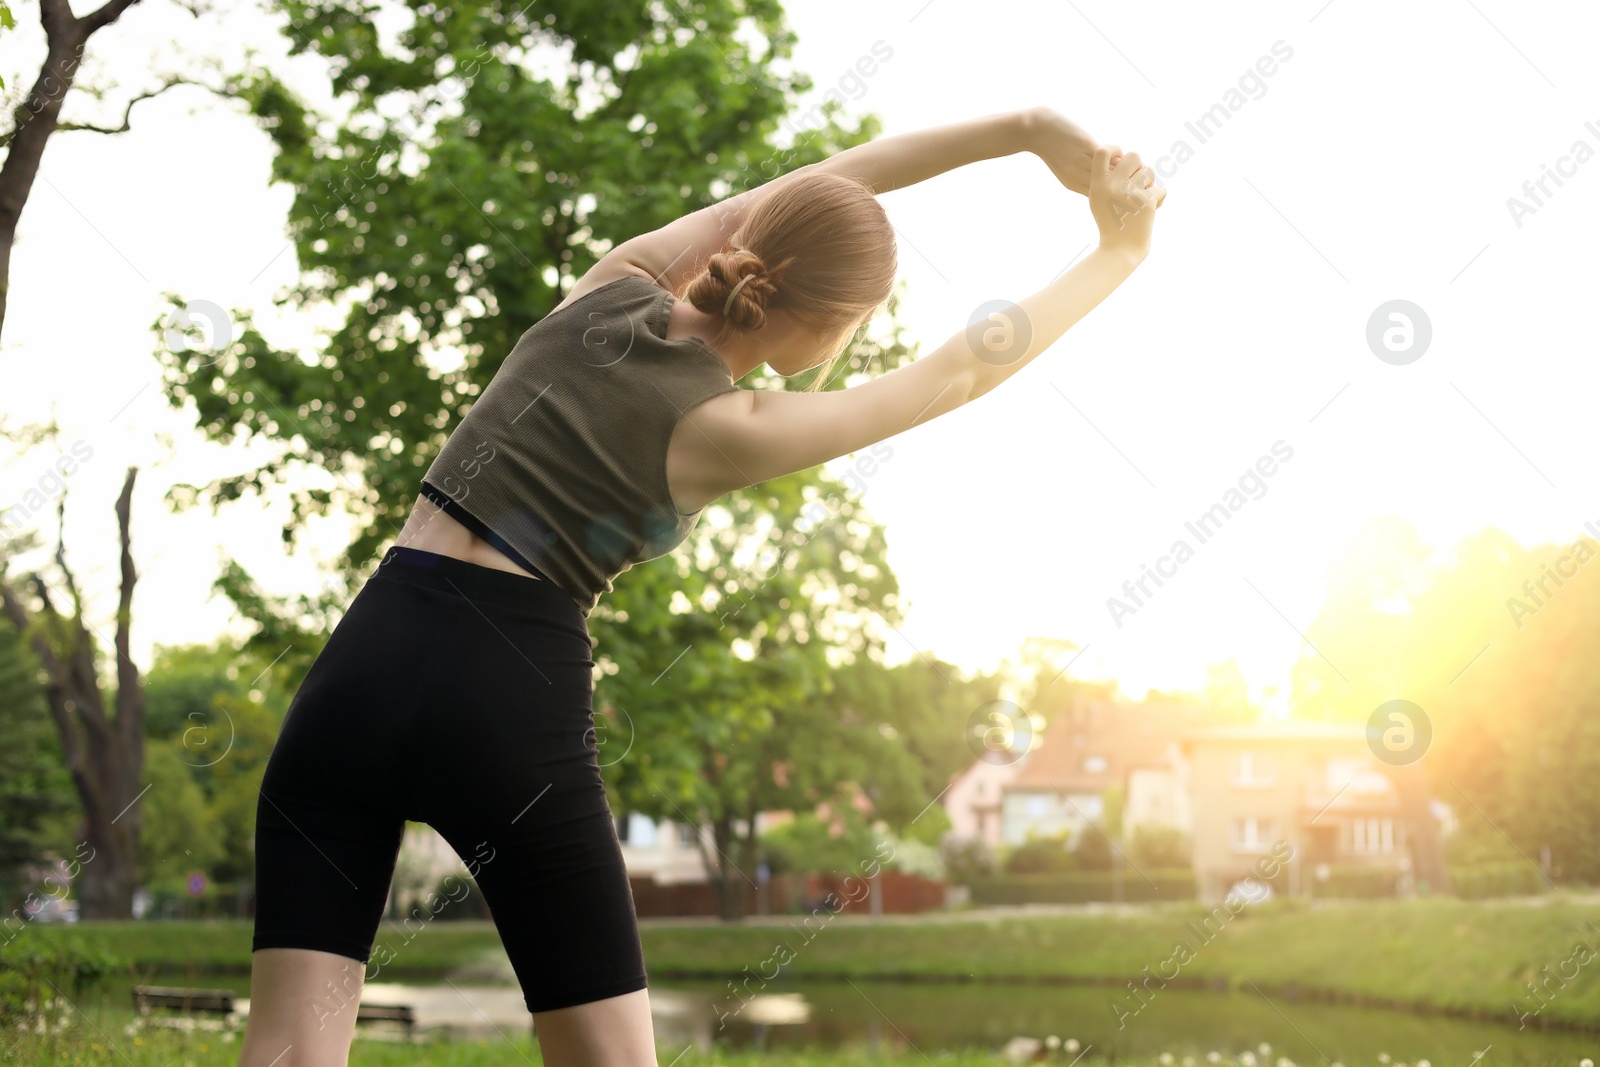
[546,266,666,321]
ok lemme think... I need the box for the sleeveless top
[419,274,742,616]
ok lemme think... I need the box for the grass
[31,896,1600,1028]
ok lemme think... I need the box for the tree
[1290,516,1600,887]
[0,463,148,918]
[0,0,205,340]
[0,610,75,908]
[149,0,928,916]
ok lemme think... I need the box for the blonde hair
[685,170,897,391]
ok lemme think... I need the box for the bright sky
[2,0,1595,709]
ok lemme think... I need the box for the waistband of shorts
[372,545,585,625]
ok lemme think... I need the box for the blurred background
[2,0,1597,1064]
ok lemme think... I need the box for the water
[107,973,1598,1061]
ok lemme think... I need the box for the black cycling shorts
[251,545,647,1013]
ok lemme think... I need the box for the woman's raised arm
[679,146,1163,495]
[601,107,1094,295]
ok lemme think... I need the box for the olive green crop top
[419,274,741,615]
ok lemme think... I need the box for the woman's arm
[678,146,1161,494]
[602,107,1087,294]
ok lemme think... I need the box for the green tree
[0,613,75,908]
[139,742,224,888]
[151,0,925,918]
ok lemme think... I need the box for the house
[942,754,1020,849]
[1180,723,1411,901]
[997,695,1204,846]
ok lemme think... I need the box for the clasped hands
[1025,107,1166,255]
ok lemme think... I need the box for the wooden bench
[356,1002,417,1034]
[132,986,235,1016]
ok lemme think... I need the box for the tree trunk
[0,466,146,918]
[0,0,145,341]
[712,814,748,921]
[1394,761,1451,896]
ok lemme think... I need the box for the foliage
[0,616,75,909]
[760,812,882,876]
[0,934,117,1030]
[939,836,997,885]
[969,868,1198,905]
[1290,518,1600,882]
[1129,823,1192,869]
[1003,831,1072,875]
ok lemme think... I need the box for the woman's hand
[1090,144,1165,259]
[1025,107,1101,197]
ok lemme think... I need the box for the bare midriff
[394,493,544,581]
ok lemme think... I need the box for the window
[1229,751,1277,788]
[1230,816,1277,852]
[677,822,697,848]
[1082,755,1109,774]
[1349,816,1397,854]
[624,813,658,848]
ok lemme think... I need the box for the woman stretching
[238,105,1162,1067]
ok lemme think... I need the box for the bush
[969,868,1196,905]
[0,934,118,1029]
[1128,824,1192,868]
[1003,833,1073,875]
[1311,865,1400,898]
[1450,862,1547,898]
[939,838,997,886]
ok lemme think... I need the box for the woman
[238,105,1162,1067]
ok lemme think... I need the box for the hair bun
[687,247,782,330]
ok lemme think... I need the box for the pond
[106,972,1597,1062]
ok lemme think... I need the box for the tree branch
[78,0,142,35]
[112,466,143,750]
[48,77,199,140]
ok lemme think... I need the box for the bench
[132,986,235,1016]
[356,1002,417,1034]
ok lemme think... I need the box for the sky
[1,0,1595,711]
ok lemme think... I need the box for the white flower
[1184,1058,1196,1067]
[1161,1055,1175,1066]
[1581,1059,1594,1067]
[1259,1045,1272,1057]
[1418,1060,1430,1067]
[1379,1056,1391,1065]
[1065,1039,1081,1054]
[1208,1054,1223,1065]
[1241,1053,1258,1067]
[1277,1058,1296,1067]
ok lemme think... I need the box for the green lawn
[26,896,1600,1027]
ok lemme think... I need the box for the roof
[1008,697,1205,793]
[1181,722,1366,743]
